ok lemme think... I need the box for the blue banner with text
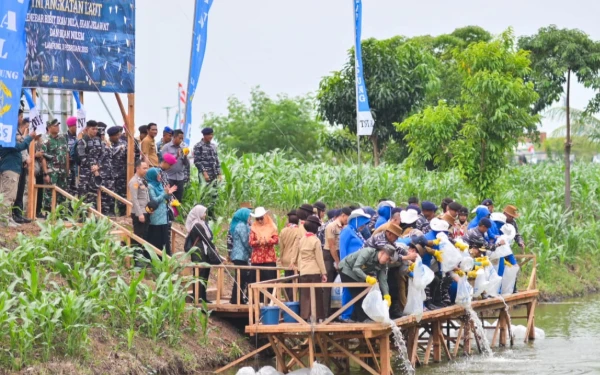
[0,0,31,148]
[23,0,135,93]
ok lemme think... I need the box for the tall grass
[183,150,600,282]
[0,211,199,370]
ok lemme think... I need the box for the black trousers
[35,174,43,215]
[147,223,171,257]
[340,272,369,322]
[284,270,296,302]
[12,169,26,216]
[230,260,251,304]
[131,213,151,261]
[195,267,211,302]
[168,179,185,202]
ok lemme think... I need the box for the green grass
[0,210,201,371]
[182,150,600,298]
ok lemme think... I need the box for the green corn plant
[197,300,213,346]
[59,290,97,357]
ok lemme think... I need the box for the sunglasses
[256,217,264,221]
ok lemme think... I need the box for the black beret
[201,127,214,135]
[107,126,123,136]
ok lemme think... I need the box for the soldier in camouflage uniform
[42,119,69,210]
[96,122,115,216]
[193,127,221,218]
[65,116,79,196]
[77,121,103,206]
[108,126,128,215]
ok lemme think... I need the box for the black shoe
[36,213,47,219]
[425,302,443,311]
[13,215,31,224]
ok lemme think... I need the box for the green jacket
[0,135,33,174]
[339,247,389,295]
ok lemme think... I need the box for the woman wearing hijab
[338,209,371,323]
[298,215,328,321]
[146,167,177,256]
[229,208,252,304]
[184,205,218,302]
[468,205,490,229]
[375,201,395,229]
[249,207,279,301]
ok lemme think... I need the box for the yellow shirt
[279,225,302,267]
[141,136,158,166]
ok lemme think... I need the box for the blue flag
[183,0,214,145]
[354,0,374,136]
[0,0,30,147]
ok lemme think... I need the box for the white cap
[490,212,507,224]
[400,209,419,224]
[430,217,450,232]
[349,208,371,221]
[250,207,268,218]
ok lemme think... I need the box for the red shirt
[249,231,279,264]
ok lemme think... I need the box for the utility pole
[163,105,176,127]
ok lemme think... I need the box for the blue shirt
[231,223,252,263]
[0,135,33,174]
[148,185,169,225]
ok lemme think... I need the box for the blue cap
[481,199,494,206]
[479,218,492,228]
[421,201,438,212]
[202,127,214,135]
[107,126,123,136]
[163,126,173,135]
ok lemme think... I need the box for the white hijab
[186,205,212,239]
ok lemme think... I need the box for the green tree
[519,26,600,209]
[202,88,324,157]
[317,37,438,165]
[548,106,600,141]
[398,30,540,197]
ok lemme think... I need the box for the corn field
[183,151,600,282]
[0,211,203,370]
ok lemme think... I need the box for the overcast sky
[83,0,600,146]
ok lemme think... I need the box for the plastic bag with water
[404,279,425,322]
[330,274,342,309]
[455,275,473,308]
[473,268,489,297]
[413,256,435,289]
[236,368,257,375]
[501,264,520,295]
[437,233,463,271]
[485,266,503,297]
[257,366,283,375]
[362,284,391,324]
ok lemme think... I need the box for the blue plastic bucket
[260,306,280,325]
[282,302,300,323]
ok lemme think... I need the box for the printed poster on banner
[76,107,86,136]
[23,0,135,93]
[354,0,375,136]
[28,106,46,136]
[0,0,31,147]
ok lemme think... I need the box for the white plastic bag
[257,366,283,375]
[413,256,435,289]
[485,266,502,297]
[236,368,256,375]
[437,233,463,271]
[330,275,342,309]
[501,264,520,295]
[362,284,391,324]
[310,362,334,375]
[404,279,425,322]
[473,268,489,297]
[455,276,473,308]
[489,234,514,260]
[288,370,311,375]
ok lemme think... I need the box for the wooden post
[236,266,241,306]
[125,93,135,216]
[499,310,507,347]
[216,268,222,305]
[310,286,317,324]
[379,335,391,375]
[432,321,442,362]
[524,300,536,342]
[96,189,102,213]
[308,335,315,367]
[269,336,287,373]
[50,189,56,213]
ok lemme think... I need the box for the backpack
[317,222,328,248]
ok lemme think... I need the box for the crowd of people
[224,198,525,323]
[0,114,526,324]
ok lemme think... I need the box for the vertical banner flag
[354,0,374,136]
[73,91,86,136]
[0,0,31,147]
[183,0,214,145]
[23,89,45,136]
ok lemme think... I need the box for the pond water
[228,294,600,374]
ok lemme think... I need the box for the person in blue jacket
[0,129,35,227]
[468,205,490,229]
[490,212,518,279]
[362,206,376,239]
[423,218,453,309]
[338,208,371,322]
[375,201,395,229]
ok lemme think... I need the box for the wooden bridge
[36,184,539,374]
[216,255,538,375]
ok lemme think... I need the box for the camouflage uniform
[110,137,128,214]
[77,134,104,205]
[98,140,115,215]
[193,140,221,217]
[66,132,78,195]
[42,134,69,209]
